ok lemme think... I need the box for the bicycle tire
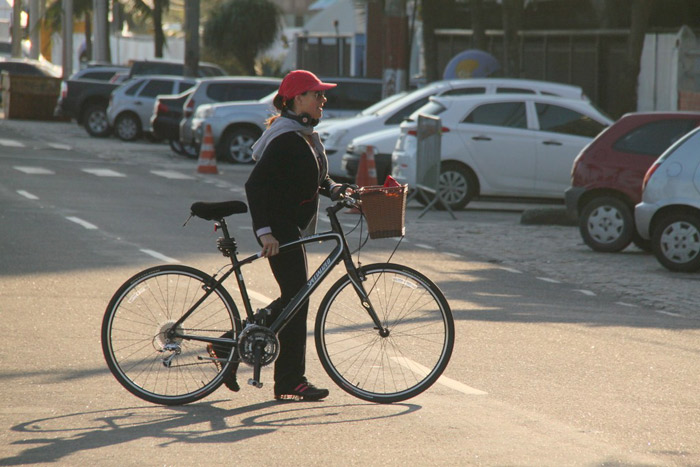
[315,263,454,403]
[102,265,241,405]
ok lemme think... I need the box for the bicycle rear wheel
[315,263,454,403]
[102,265,241,405]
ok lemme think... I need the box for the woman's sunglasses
[304,90,326,100]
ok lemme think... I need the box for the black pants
[265,224,309,392]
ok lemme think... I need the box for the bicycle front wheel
[102,265,241,405]
[315,263,454,403]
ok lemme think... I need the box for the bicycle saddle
[190,201,248,220]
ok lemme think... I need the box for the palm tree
[121,0,170,57]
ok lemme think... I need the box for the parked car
[322,77,591,179]
[179,76,281,150]
[151,88,197,157]
[391,94,612,210]
[635,127,700,272]
[0,57,61,77]
[342,128,402,184]
[566,112,700,252]
[190,77,383,164]
[65,64,129,82]
[126,59,226,80]
[107,75,197,141]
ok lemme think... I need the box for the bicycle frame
[169,200,386,349]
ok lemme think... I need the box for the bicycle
[101,190,455,405]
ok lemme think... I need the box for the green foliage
[203,0,282,75]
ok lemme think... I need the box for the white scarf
[251,113,326,162]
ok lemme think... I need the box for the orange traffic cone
[197,124,219,174]
[355,145,378,187]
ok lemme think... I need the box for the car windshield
[655,127,700,164]
[259,91,276,104]
[372,82,446,118]
[406,100,448,122]
[359,91,408,116]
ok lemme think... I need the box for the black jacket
[245,131,335,238]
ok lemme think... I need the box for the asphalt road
[0,119,698,466]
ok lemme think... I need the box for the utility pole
[29,0,40,59]
[62,0,74,77]
[11,0,22,57]
[184,0,200,77]
[92,0,110,62]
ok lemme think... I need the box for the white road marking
[415,243,435,250]
[151,170,196,180]
[0,139,24,147]
[139,249,179,263]
[66,216,98,230]
[82,168,126,177]
[47,143,72,150]
[17,190,39,200]
[500,267,522,274]
[14,166,54,175]
[616,301,638,308]
[537,277,561,284]
[653,309,684,317]
[444,252,462,258]
[574,289,596,296]
[392,357,488,395]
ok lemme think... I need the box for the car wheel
[651,213,700,272]
[114,113,142,141]
[220,127,259,164]
[83,104,111,137]
[579,196,634,252]
[169,139,184,155]
[436,162,477,210]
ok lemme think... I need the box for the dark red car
[565,112,700,252]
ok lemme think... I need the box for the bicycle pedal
[247,378,264,389]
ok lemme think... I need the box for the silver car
[635,127,700,272]
[179,76,281,148]
[107,75,197,141]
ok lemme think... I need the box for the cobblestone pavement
[410,212,700,320]
[3,117,699,320]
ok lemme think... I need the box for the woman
[242,70,349,401]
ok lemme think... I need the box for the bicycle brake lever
[182,214,193,227]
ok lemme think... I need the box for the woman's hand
[260,233,279,257]
[331,183,358,201]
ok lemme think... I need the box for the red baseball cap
[275,70,337,101]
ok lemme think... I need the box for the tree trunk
[84,12,92,63]
[154,0,164,58]
[470,0,486,51]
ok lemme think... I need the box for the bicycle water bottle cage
[190,201,248,221]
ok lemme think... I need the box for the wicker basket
[359,184,407,239]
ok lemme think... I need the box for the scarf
[251,113,326,162]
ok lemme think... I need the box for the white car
[321,78,590,180]
[107,75,197,141]
[392,94,613,209]
[635,127,700,272]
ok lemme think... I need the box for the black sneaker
[207,343,240,392]
[274,381,329,401]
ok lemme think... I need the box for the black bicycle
[101,191,455,405]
